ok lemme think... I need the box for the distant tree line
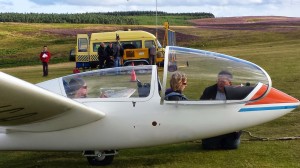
[102,11,214,17]
[0,13,137,24]
[0,11,214,24]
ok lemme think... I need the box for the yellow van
[75,30,165,69]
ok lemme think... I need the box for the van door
[76,34,90,68]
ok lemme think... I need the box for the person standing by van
[105,42,115,68]
[39,45,51,77]
[114,45,123,67]
[149,44,156,65]
[98,42,106,69]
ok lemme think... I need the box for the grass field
[0,17,300,167]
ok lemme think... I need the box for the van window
[121,40,142,49]
[78,38,88,52]
[145,40,155,48]
[92,43,98,52]
[93,43,101,52]
[156,40,162,48]
[93,42,119,52]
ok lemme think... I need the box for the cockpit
[62,66,154,99]
[62,46,271,104]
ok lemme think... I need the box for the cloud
[27,0,285,7]
[0,0,13,6]
[29,0,55,5]
[28,0,137,6]
[25,0,288,16]
[0,0,14,12]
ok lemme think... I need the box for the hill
[190,16,300,30]
[1,16,300,68]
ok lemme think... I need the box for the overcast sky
[0,0,299,17]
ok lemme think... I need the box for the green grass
[174,27,300,49]
[0,140,299,168]
[0,21,300,167]
[0,23,77,68]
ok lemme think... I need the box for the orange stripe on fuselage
[247,85,299,105]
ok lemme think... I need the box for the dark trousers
[42,62,48,76]
[105,56,114,68]
[149,54,155,65]
[99,57,105,69]
[202,131,242,150]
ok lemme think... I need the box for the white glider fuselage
[1,94,297,151]
[0,46,299,151]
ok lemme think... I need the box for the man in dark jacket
[200,70,242,150]
[105,42,115,68]
[200,70,232,100]
[98,42,107,69]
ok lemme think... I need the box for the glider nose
[248,87,300,105]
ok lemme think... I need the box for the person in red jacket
[39,46,51,76]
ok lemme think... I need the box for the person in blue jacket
[165,72,188,101]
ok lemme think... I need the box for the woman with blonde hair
[165,72,188,101]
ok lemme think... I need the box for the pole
[156,0,158,38]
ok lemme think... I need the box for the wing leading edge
[0,72,105,133]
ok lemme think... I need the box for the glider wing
[0,72,105,133]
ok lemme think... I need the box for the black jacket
[97,46,107,60]
[105,46,114,57]
[200,84,218,100]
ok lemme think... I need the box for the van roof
[90,30,156,42]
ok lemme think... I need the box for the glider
[0,46,299,166]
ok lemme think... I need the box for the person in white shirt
[200,70,242,150]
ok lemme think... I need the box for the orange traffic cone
[130,69,136,82]
[130,62,136,82]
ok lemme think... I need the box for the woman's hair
[68,78,85,98]
[170,72,187,92]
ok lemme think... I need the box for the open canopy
[161,46,272,102]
